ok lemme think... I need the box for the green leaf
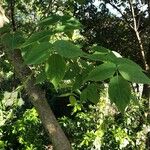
[80,89,87,102]
[23,42,53,64]
[118,64,150,84]
[92,46,110,54]
[53,40,83,58]
[55,24,80,33]
[22,30,52,47]
[38,15,61,26]
[116,58,142,70]
[0,140,5,149]
[55,17,81,33]
[36,71,47,84]
[1,32,25,50]
[64,61,80,80]
[72,74,83,91]
[85,62,116,82]
[85,51,117,62]
[45,54,66,87]
[0,24,11,34]
[39,14,81,32]
[84,53,107,61]
[87,84,100,104]
[69,95,77,106]
[61,15,81,27]
[80,83,100,104]
[108,75,131,113]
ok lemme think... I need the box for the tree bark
[5,49,72,150]
[128,0,150,101]
[0,3,72,149]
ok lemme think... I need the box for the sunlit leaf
[69,95,77,106]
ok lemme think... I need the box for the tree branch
[5,49,72,150]
[10,0,16,31]
[147,1,150,20]
[108,2,134,29]
[128,0,149,71]
[128,0,137,31]
[1,2,72,145]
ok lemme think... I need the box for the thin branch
[137,14,141,30]
[128,0,149,71]
[147,1,150,20]
[128,0,137,31]
[10,0,16,31]
[108,2,134,29]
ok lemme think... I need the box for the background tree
[74,0,150,98]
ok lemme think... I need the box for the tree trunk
[0,4,71,149]
[128,0,150,100]
[5,49,72,150]
[135,30,150,99]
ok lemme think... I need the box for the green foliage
[1,0,150,149]
[38,15,61,26]
[1,12,150,113]
[39,14,81,28]
[54,40,83,58]
[38,14,82,35]
[92,46,110,54]
[23,42,53,64]
[118,64,150,84]
[64,60,81,80]
[59,93,149,150]
[80,83,100,104]
[0,84,149,150]
[72,74,83,91]
[108,75,131,113]
[22,30,52,47]
[0,88,49,150]
[1,32,25,50]
[0,140,5,150]
[1,6,148,112]
[85,50,117,62]
[69,96,82,113]
[35,72,47,84]
[115,58,143,71]
[2,16,149,112]
[85,62,116,82]
[45,54,66,88]
[12,108,47,150]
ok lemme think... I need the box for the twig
[10,0,16,31]
[108,2,134,29]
